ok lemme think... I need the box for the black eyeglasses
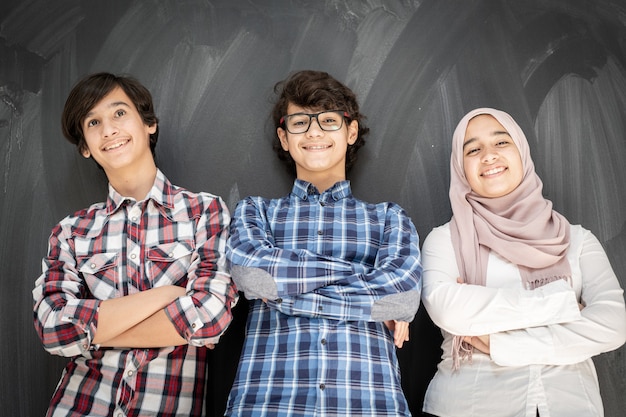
[280,110,350,134]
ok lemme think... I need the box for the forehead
[85,86,134,117]
[286,103,325,115]
[464,114,507,137]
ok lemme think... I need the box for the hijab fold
[448,108,571,370]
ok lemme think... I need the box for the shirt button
[319,383,325,390]
[317,230,323,235]
[130,253,136,259]
[321,339,326,345]
[131,217,138,222]
[191,323,196,329]
[275,298,283,304]
[320,201,326,207]
[168,253,174,258]
[127,370,134,377]
[90,263,96,269]
[318,305,323,311]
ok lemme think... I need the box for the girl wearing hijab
[421,108,626,417]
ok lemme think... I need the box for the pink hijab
[449,108,571,368]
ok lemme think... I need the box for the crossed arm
[226,197,422,347]
[93,285,187,347]
[421,225,626,365]
[34,198,236,356]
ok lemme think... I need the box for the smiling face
[81,86,157,177]
[462,114,524,198]
[277,103,358,191]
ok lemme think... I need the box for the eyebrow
[462,137,477,150]
[84,101,131,119]
[462,130,510,149]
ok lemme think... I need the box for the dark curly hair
[271,70,368,174]
[61,72,159,158]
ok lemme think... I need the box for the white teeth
[482,167,505,176]
[104,140,128,151]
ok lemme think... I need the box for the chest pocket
[146,240,195,287]
[77,252,119,299]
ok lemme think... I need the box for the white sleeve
[421,224,582,336]
[491,228,626,366]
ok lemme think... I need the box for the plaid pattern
[226,180,422,417]
[33,169,237,417]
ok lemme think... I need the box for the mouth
[103,138,130,152]
[303,143,332,151]
[481,166,506,177]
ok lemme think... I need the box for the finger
[395,334,405,348]
[396,326,409,346]
[384,320,395,331]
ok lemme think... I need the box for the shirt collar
[292,178,352,202]
[105,169,175,214]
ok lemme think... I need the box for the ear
[81,146,91,158]
[147,122,157,134]
[347,120,358,145]
[277,127,289,151]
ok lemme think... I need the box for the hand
[463,334,490,354]
[384,320,410,348]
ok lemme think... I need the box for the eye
[465,147,480,156]
[288,116,309,127]
[115,109,126,117]
[86,119,99,128]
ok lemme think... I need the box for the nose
[101,118,119,137]
[482,149,498,163]
[306,116,324,136]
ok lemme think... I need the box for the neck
[306,177,343,194]
[299,172,345,194]
[106,162,158,201]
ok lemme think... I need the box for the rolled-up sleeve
[165,196,238,346]
[33,222,101,357]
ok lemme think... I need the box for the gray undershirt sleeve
[371,291,421,322]
[230,265,278,301]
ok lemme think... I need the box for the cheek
[462,158,473,179]
[462,160,481,190]
[510,153,524,184]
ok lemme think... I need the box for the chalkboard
[1,1,625,416]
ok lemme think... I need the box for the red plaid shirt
[33,170,238,416]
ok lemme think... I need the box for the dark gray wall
[1,1,625,416]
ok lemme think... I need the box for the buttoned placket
[125,201,145,291]
[114,201,144,414]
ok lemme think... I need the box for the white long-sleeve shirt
[421,223,626,417]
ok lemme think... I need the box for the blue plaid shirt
[225,179,422,417]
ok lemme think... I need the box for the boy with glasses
[225,70,422,416]
[33,72,238,416]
